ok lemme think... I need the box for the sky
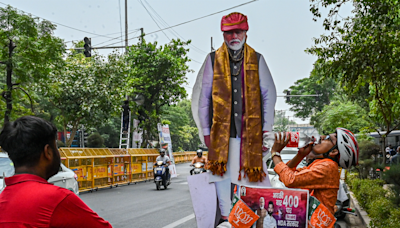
[2,0,352,124]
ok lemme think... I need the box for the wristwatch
[271,151,281,158]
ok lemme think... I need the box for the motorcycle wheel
[156,182,160,190]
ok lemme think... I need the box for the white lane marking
[179,182,188,185]
[162,213,195,228]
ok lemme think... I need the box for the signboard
[141,162,146,172]
[131,163,142,174]
[147,162,153,171]
[158,123,177,178]
[240,186,309,228]
[132,119,142,148]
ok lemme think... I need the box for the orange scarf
[207,42,264,182]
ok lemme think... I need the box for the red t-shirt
[0,174,112,228]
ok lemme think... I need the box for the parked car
[0,152,79,195]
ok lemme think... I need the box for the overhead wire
[93,29,140,46]
[0,1,119,39]
[138,0,202,64]
[142,0,207,55]
[97,0,258,48]
[138,0,170,40]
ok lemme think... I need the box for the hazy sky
[3,0,352,124]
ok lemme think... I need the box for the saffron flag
[229,199,259,228]
[308,196,336,228]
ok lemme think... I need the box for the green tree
[162,99,201,151]
[308,0,400,163]
[95,116,121,148]
[47,48,128,147]
[273,110,297,132]
[126,39,191,148]
[285,65,336,119]
[0,6,65,124]
[311,100,371,134]
[87,132,105,148]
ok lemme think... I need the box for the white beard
[225,38,245,51]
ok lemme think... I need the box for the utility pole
[140,28,144,44]
[211,37,214,52]
[125,0,128,52]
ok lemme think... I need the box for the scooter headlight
[195,163,201,168]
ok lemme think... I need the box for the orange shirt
[274,159,340,214]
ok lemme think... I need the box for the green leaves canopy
[0,6,65,124]
[47,50,128,146]
[126,39,191,147]
[307,0,400,135]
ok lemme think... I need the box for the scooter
[190,162,206,175]
[334,207,357,228]
[153,161,170,190]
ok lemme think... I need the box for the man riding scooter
[190,149,208,175]
[154,149,172,182]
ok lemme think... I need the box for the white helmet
[336,128,359,169]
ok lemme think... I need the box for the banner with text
[158,123,177,178]
[240,186,309,228]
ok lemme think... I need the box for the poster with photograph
[240,186,309,228]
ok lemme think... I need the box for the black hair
[268,201,274,207]
[124,100,129,105]
[0,116,57,167]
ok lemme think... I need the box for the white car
[0,152,79,195]
[264,148,307,188]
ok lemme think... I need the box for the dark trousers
[122,115,129,131]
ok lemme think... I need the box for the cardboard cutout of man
[191,12,277,225]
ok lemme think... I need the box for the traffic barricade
[109,148,130,186]
[88,148,114,190]
[127,149,149,183]
[60,148,94,192]
[144,149,159,180]
[173,152,186,163]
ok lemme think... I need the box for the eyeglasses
[325,135,335,145]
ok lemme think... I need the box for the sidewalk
[344,195,367,228]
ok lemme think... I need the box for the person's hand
[271,132,290,153]
[297,141,314,158]
[204,135,210,148]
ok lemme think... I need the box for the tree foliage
[311,99,371,134]
[126,39,191,148]
[285,65,336,119]
[273,110,297,132]
[308,0,400,163]
[162,99,201,151]
[87,132,105,148]
[46,48,128,147]
[0,6,65,124]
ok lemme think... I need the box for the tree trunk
[4,40,14,125]
[66,122,80,147]
[63,122,67,147]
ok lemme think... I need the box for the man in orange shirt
[270,128,359,214]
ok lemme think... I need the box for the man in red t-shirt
[0,116,112,228]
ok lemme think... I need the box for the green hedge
[347,174,400,228]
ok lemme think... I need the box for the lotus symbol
[316,208,333,227]
[233,206,254,225]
